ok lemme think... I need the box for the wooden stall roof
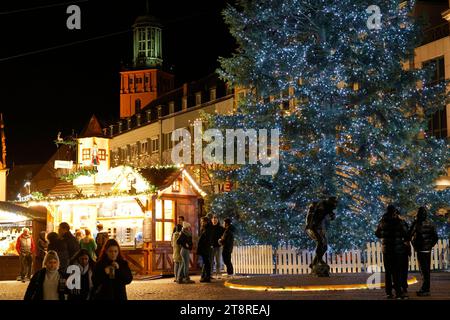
[0,201,46,221]
[138,167,181,190]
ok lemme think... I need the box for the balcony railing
[422,23,450,46]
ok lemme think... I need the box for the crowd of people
[172,214,235,284]
[16,215,235,299]
[376,205,439,299]
[18,222,132,300]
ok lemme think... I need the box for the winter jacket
[172,231,182,262]
[220,225,235,252]
[24,268,66,300]
[91,259,133,300]
[177,230,193,250]
[16,234,35,255]
[57,232,81,271]
[197,224,213,256]
[211,224,225,248]
[67,264,94,301]
[375,213,409,255]
[409,220,438,252]
[37,232,48,259]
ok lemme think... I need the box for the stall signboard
[54,160,74,169]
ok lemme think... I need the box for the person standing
[35,231,48,274]
[24,250,66,300]
[75,229,84,243]
[220,218,235,277]
[197,217,213,283]
[68,249,95,300]
[91,239,133,300]
[172,224,182,283]
[177,222,194,284]
[211,215,225,279]
[95,224,109,258]
[375,205,409,299]
[394,208,411,295]
[173,215,185,233]
[408,207,438,296]
[57,222,80,272]
[16,228,35,282]
[80,229,97,261]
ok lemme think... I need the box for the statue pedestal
[311,262,330,277]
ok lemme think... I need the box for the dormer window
[210,88,216,101]
[82,149,90,161]
[98,149,107,161]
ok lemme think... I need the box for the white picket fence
[231,239,450,275]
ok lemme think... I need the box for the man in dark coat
[197,216,213,282]
[57,222,80,272]
[219,218,235,276]
[375,205,409,299]
[408,207,438,296]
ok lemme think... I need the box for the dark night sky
[0,0,236,166]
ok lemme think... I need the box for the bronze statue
[305,197,338,277]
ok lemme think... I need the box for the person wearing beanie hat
[24,250,66,300]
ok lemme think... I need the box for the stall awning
[0,201,46,223]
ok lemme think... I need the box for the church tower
[0,113,8,201]
[120,6,174,119]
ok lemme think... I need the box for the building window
[130,144,138,160]
[98,149,107,161]
[141,141,148,154]
[151,137,159,153]
[155,199,175,242]
[210,88,216,101]
[196,92,202,105]
[135,99,141,112]
[129,78,133,84]
[423,56,447,138]
[82,149,90,161]
[163,132,173,150]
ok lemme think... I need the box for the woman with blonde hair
[80,228,97,261]
[24,250,66,300]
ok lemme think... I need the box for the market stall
[0,202,46,280]
[27,165,205,275]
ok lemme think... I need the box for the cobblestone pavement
[1,272,449,300]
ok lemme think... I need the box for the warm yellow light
[224,277,418,292]
[182,169,207,197]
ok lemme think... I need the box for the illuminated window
[172,179,181,192]
[155,199,175,242]
[98,149,106,161]
[82,149,90,160]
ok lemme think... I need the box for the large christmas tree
[207,0,450,250]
